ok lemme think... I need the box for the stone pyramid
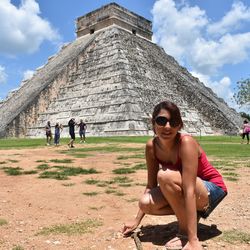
[0,3,241,138]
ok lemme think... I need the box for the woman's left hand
[182,240,203,250]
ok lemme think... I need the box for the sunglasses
[155,116,179,127]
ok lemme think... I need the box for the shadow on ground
[136,221,222,246]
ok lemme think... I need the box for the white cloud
[207,2,250,36]
[152,0,250,75]
[190,33,250,74]
[23,69,34,81]
[0,0,60,55]
[0,65,7,84]
[152,0,208,62]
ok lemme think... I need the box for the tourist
[68,118,76,148]
[241,120,250,144]
[122,100,227,250]
[45,121,52,146]
[78,119,87,143]
[54,122,63,146]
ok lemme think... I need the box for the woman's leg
[157,169,208,233]
[139,186,174,216]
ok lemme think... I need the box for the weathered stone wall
[76,3,152,40]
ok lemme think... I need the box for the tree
[240,112,250,120]
[234,78,250,110]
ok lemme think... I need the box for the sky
[0,0,250,112]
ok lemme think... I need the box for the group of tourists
[45,118,87,147]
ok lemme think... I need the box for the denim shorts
[198,181,227,219]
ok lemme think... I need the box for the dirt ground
[0,143,249,250]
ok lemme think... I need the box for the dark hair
[244,120,248,124]
[152,101,183,129]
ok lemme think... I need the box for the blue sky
[0,0,250,112]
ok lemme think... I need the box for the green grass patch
[36,160,47,163]
[112,168,136,174]
[222,172,239,177]
[8,159,19,163]
[84,179,100,185]
[39,171,69,180]
[12,246,24,250]
[220,230,250,244]
[224,176,238,182]
[0,218,8,226]
[36,164,50,170]
[3,167,23,175]
[38,166,99,180]
[132,163,147,170]
[36,219,103,236]
[117,154,144,160]
[105,188,117,194]
[118,183,132,187]
[88,206,105,210]
[112,176,133,183]
[82,192,99,196]
[50,159,73,164]
[67,146,142,153]
[23,170,38,175]
[53,166,99,176]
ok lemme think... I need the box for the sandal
[165,233,188,250]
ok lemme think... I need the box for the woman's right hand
[121,219,140,236]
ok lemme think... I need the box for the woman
[241,120,250,144]
[54,122,63,146]
[122,101,227,250]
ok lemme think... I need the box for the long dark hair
[152,101,183,129]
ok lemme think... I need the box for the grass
[36,219,103,236]
[117,154,144,160]
[82,191,99,196]
[112,176,133,183]
[38,167,99,180]
[3,167,23,175]
[36,164,50,170]
[12,246,24,250]
[50,158,74,163]
[220,230,250,244]
[112,168,136,174]
[84,179,100,185]
[0,218,8,226]
[132,163,147,170]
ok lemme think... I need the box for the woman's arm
[122,138,159,235]
[179,137,200,243]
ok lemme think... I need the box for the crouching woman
[122,101,227,250]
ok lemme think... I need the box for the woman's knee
[157,169,175,186]
[138,193,151,214]
[157,170,182,194]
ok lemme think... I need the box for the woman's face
[153,109,181,140]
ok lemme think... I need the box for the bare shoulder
[179,134,199,151]
[145,138,154,155]
[146,138,154,147]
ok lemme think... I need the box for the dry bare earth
[0,143,249,250]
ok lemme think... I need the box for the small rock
[53,240,61,245]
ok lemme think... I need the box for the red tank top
[154,135,227,192]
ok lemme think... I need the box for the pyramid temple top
[76,2,153,40]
